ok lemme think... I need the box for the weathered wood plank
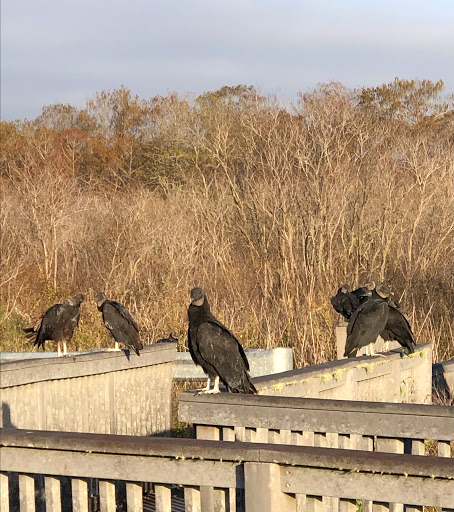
[2,430,453,480]
[126,482,143,512]
[184,486,201,512]
[45,476,62,512]
[154,484,170,512]
[305,495,324,512]
[0,343,177,388]
[196,425,220,440]
[438,440,451,457]
[244,463,294,512]
[375,438,404,454]
[406,440,425,512]
[295,494,307,512]
[213,488,227,512]
[372,503,390,512]
[222,427,235,442]
[339,498,358,512]
[1,472,9,512]
[282,467,454,508]
[71,478,89,512]
[19,474,35,512]
[180,391,453,440]
[1,447,243,488]
[99,480,115,512]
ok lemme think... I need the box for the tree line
[1,78,453,364]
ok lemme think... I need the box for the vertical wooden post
[154,484,171,512]
[99,480,116,512]
[213,489,227,512]
[339,498,359,512]
[255,428,269,443]
[196,425,220,441]
[71,478,89,512]
[19,474,36,512]
[375,438,404,454]
[372,503,389,512]
[1,473,10,512]
[126,482,143,512]
[222,427,235,441]
[196,424,219,511]
[45,476,62,512]
[405,440,425,512]
[184,487,201,512]
[438,440,451,457]
[244,462,294,512]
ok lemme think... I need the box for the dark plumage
[188,287,256,394]
[344,283,390,358]
[23,293,86,356]
[156,332,179,344]
[331,284,373,320]
[380,301,416,353]
[94,292,143,356]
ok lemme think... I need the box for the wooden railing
[0,343,176,436]
[253,343,432,404]
[179,393,454,458]
[1,428,453,512]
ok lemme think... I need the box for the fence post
[244,462,294,512]
[336,323,348,359]
[1,473,9,512]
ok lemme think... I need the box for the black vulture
[156,332,179,344]
[187,287,256,394]
[344,283,391,358]
[380,299,416,354]
[94,292,143,356]
[23,293,86,357]
[331,283,373,320]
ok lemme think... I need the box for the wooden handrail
[179,392,454,441]
[1,428,453,478]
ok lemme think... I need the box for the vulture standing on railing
[330,283,374,320]
[378,299,417,354]
[23,293,86,357]
[94,292,143,356]
[187,287,256,394]
[344,283,391,358]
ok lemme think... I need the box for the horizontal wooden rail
[253,343,432,404]
[2,428,453,477]
[179,393,454,440]
[1,429,453,511]
[179,392,454,464]
[0,342,176,388]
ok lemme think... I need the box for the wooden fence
[1,428,453,512]
[179,393,454,459]
[0,343,176,436]
[254,343,432,403]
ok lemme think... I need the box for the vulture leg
[383,340,390,352]
[63,341,68,356]
[206,376,220,394]
[369,344,375,356]
[114,341,121,351]
[197,376,221,395]
[57,342,62,358]
[195,378,211,393]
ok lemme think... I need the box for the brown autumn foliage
[1,80,453,365]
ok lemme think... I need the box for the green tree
[359,78,447,124]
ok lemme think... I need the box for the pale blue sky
[1,0,453,121]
